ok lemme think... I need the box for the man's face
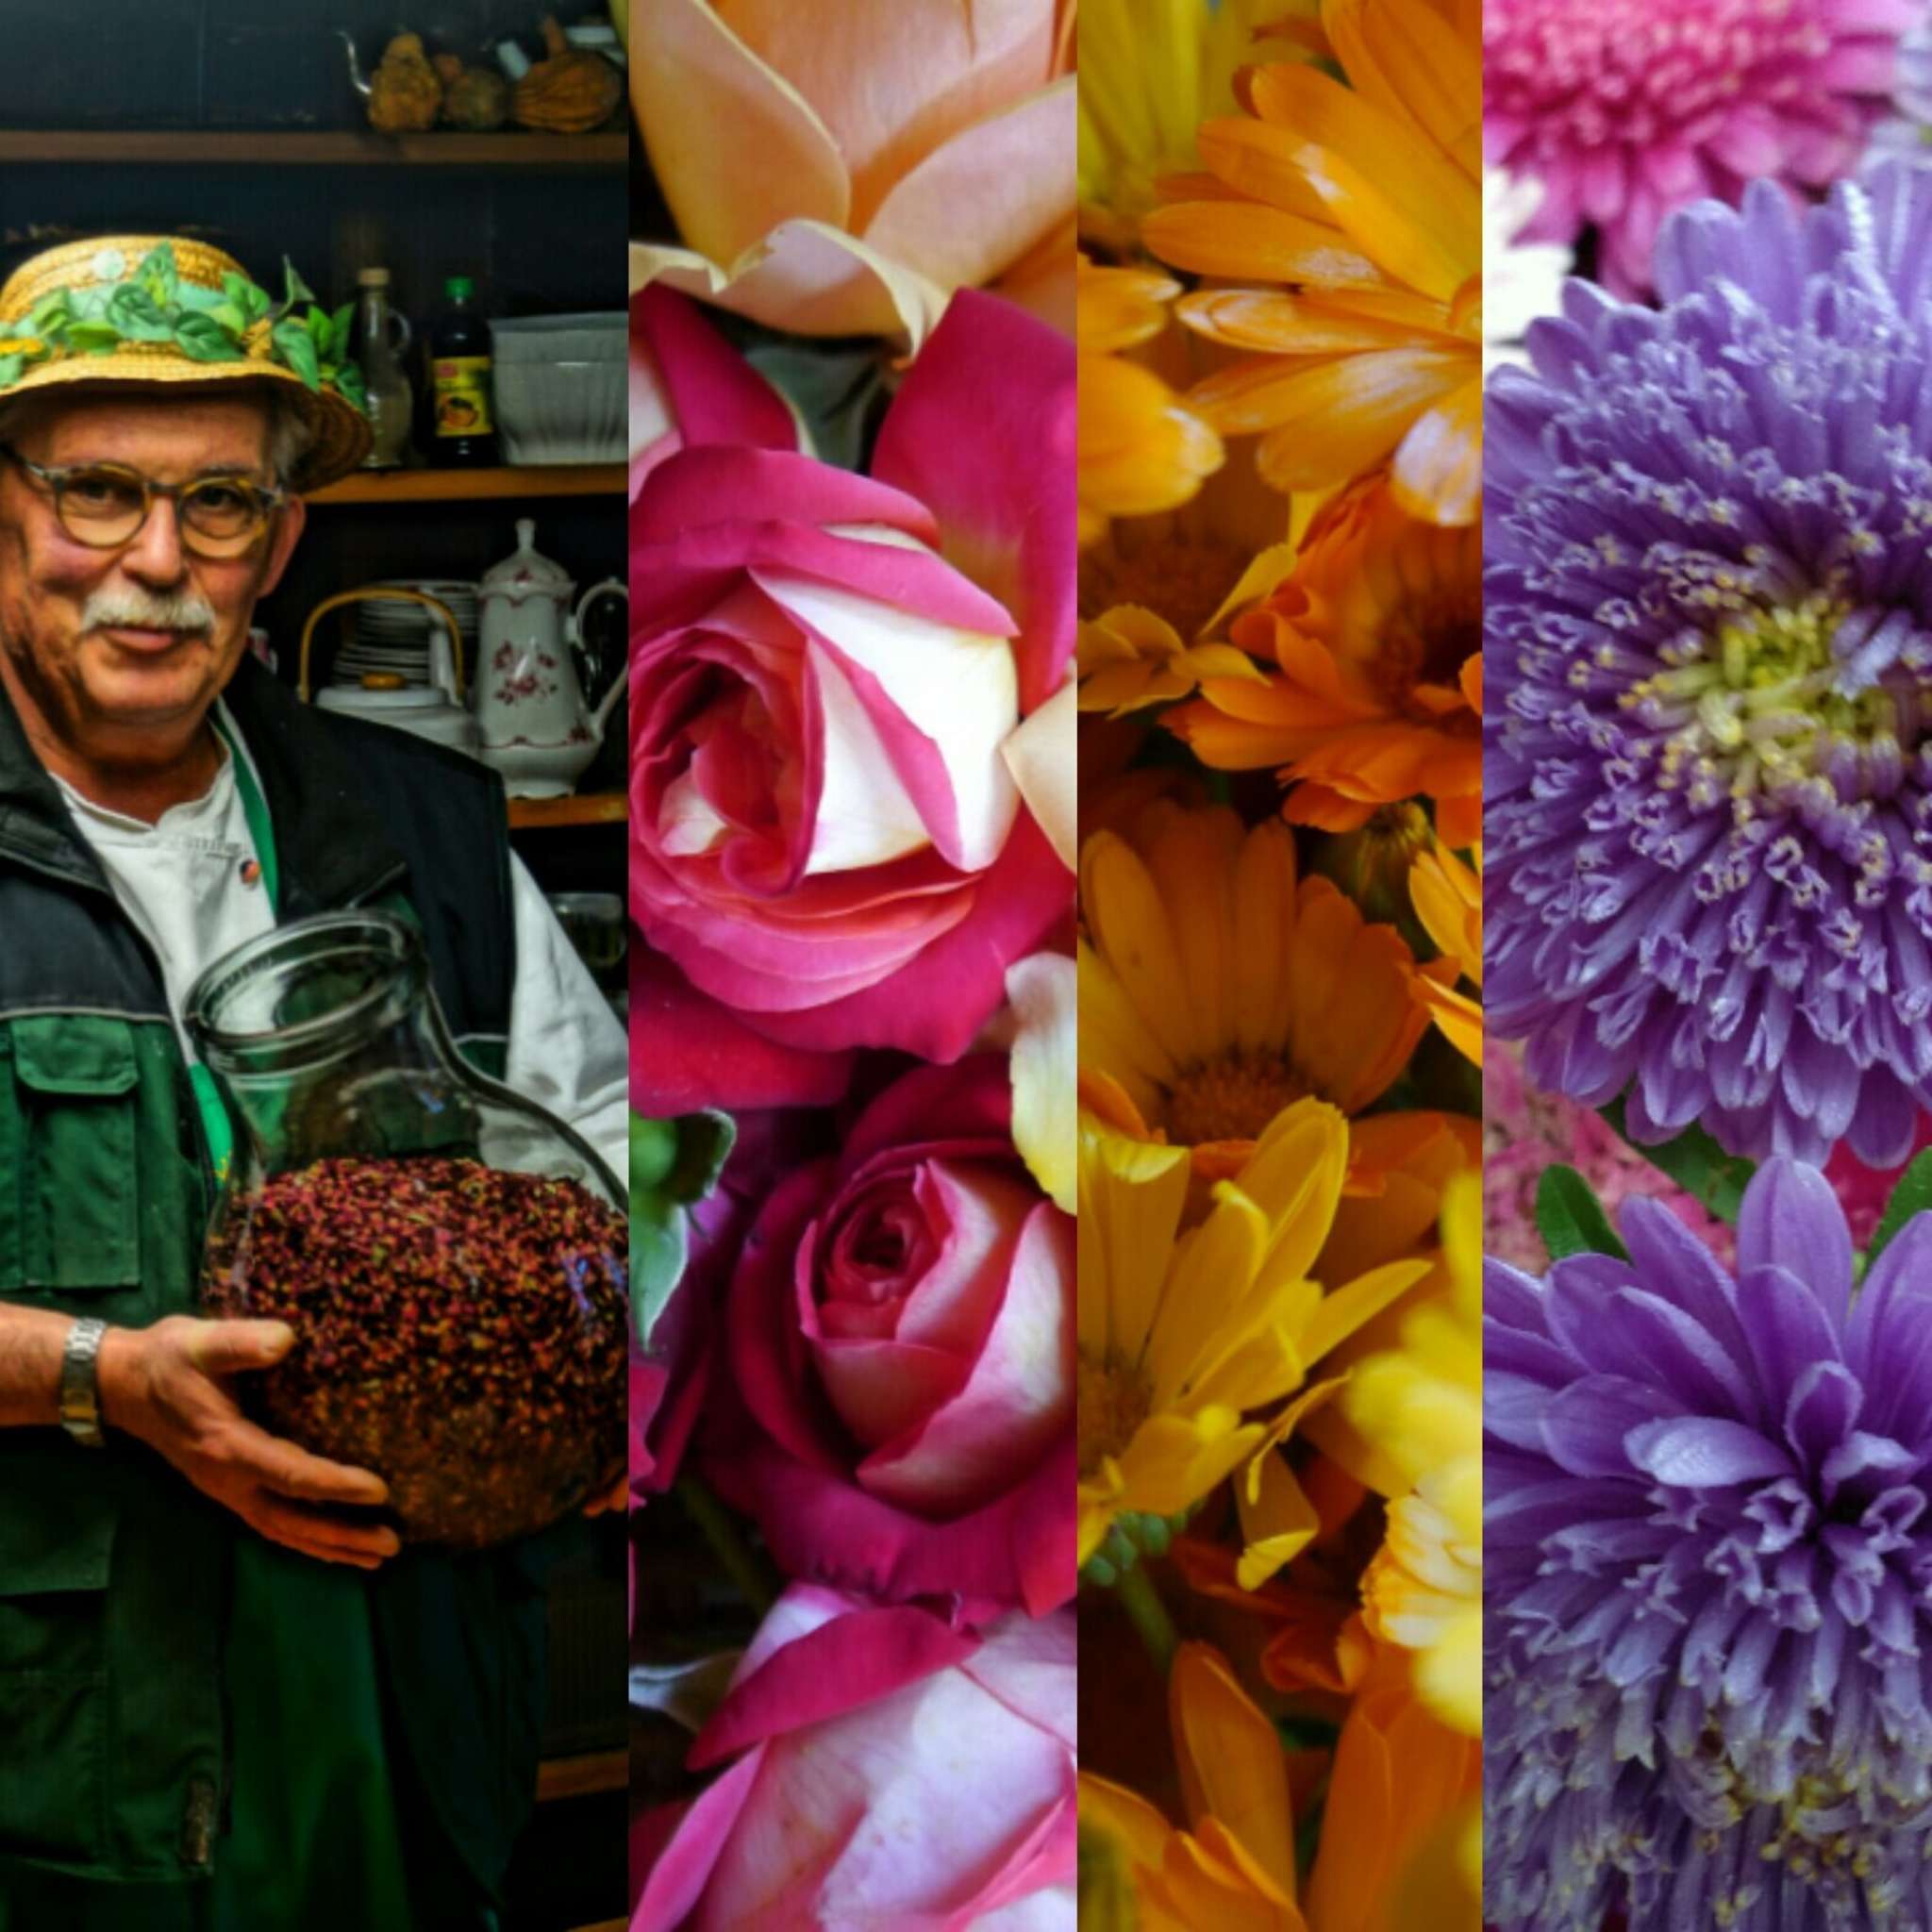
[0,391,306,764]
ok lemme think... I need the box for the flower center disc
[1080,531,1247,641]
[1625,592,1920,815]
[1076,1351,1153,1478]
[1165,1051,1309,1145]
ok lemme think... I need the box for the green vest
[0,661,568,1907]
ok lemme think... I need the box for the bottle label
[432,356,493,437]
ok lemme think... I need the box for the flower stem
[675,1474,777,1615]
[1116,1561,1177,1676]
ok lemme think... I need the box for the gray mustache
[82,591,217,634]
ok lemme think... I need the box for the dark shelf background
[0,0,623,134]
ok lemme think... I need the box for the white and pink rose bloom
[632,1585,1075,1931]
[699,1052,1074,1620]
[630,290,1074,1114]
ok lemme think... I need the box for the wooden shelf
[0,130,626,168]
[535,1750,627,1805]
[508,792,626,830]
[308,465,625,506]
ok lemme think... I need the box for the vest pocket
[0,1463,116,1866]
[8,1015,142,1295]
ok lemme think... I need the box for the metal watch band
[58,1317,108,1449]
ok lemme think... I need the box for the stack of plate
[332,580,480,691]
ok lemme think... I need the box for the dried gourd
[368,32,442,134]
[511,17,622,134]
[441,61,512,131]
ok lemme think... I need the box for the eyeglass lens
[56,468,270,556]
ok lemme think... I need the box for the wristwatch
[58,1318,108,1449]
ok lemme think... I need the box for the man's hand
[97,1316,400,1570]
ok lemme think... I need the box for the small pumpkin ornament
[512,16,622,134]
[435,53,512,131]
[368,32,443,134]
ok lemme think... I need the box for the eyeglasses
[0,445,287,559]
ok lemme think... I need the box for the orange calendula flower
[1079,802,1428,1166]
[1077,604,1267,715]
[1305,1641,1482,1931]
[1409,841,1481,1063]
[1078,255,1224,548]
[1075,1097,1426,1569]
[1144,0,1480,525]
[1079,1641,1310,1930]
[1171,471,1480,847]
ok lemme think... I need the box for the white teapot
[474,518,628,798]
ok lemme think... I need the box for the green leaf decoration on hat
[0,242,369,420]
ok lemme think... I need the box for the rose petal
[874,290,1077,713]
[628,0,849,266]
[858,1200,1074,1514]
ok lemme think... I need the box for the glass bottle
[355,267,414,470]
[185,910,626,1549]
[428,275,498,468]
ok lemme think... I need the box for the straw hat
[0,236,372,491]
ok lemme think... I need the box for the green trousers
[0,1540,497,1931]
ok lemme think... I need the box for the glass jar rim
[185,909,425,1071]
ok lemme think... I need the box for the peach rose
[630,0,1074,342]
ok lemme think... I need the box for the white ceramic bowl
[492,360,626,465]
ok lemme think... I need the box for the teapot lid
[481,517,571,593]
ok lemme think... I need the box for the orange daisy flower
[1078,254,1224,548]
[1170,471,1480,847]
[1143,0,1480,525]
[1408,841,1481,1064]
[1078,800,1428,1167]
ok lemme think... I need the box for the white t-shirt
[51,701,630,1190]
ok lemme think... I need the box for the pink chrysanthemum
[1485,0,1920,294]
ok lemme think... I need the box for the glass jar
[185,910,626,1550]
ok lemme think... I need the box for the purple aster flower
[1487,161,1932,1165]
[1486,1158,1932,1930]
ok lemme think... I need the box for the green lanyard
[190,708,279,1186]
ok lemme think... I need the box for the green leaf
[279,259,316,315]
[63,322,123,354]
[664,1109,736,1205]
[1868,1148,1932,1266]
[629,1110,738,1352]
[134,242,177,307]
[1535,1162,1632,1263]
[272,318,321,390]
[1601,1097,1756,1224]
[631,1114,679,1192]
[0,356,23,390]
[208,302,246,335]
[332,361,369,415]
[224,272,271,325]
[631,1192,691,1353]
[27,290,74,336]
[172,313,235,363]
[105,283,171,341]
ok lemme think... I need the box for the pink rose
[629,284,797,502]
[702,1055,1074,1620]
[632,1585,1075,1930]
[629,291,1074,1113]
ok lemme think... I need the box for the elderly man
[0,238,627,1928]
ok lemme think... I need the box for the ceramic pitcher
[474,519,628,798]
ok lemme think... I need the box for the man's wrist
[93,1324,142,1435]
[58,1317,109,1447]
